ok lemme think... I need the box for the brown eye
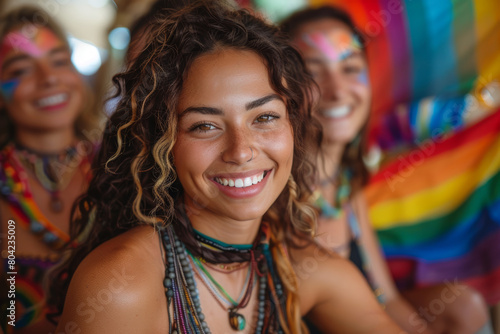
[189,122,217,132]
[343,66,362,75]
[255,113,280,123]
[4,61,34,79]
[52,57,71,67]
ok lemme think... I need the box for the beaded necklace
[312,168,351,219]
[190,252,257,331]
[14,142,83,213]
[0,143,92,249]
[311,167,386,305]
[160,222,286,333]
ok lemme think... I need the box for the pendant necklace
[190,251,261,331]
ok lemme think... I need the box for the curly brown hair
[49,1,321,332]
[0,6,103,148]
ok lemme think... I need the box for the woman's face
[294,18,370,145]
[173,48,294,223]
[0,25,84,134]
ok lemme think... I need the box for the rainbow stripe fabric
[253,0,500,122]
[305,0,500,125]
[252,0,500,304]
[365,109,500,305]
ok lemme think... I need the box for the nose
[320,66,346,101]
[36,61,58,87]
[221,128,254,164]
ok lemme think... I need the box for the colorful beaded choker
[175,210,264,264]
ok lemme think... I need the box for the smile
[36,93,68,108]
[322,105,351,118]
[214,171,268,188]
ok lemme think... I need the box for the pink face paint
[300,30,362,63]
[0,26,63,101]
[0,26,62,66]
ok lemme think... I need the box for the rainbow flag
[252,0,500,304]
[365,109,500,305]
[253,0,500,125]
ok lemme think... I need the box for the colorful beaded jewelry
[160,221,286,333]
[312,168,351,219]
[0,143,92,249]
[14,142,83,213]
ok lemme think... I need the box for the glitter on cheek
[0,79,20,102]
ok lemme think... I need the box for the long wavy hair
[0,6,103,148]
[280,6,370,191]
[49,1,321,332]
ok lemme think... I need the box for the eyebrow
[1,46,69,72]
[179,94,283,117]
[49,46,70,56]
[245,94,282,110]
[342,51,363,61]
[305,50,363,64]
[1,54,30,71]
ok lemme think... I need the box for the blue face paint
[357,69,369,86]
[0,79,20,102]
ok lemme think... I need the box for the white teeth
[323,105,351,118]
[215,172,266,188]
[37,93,68,108]
[244,177,252,187]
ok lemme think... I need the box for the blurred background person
[281,5,491,334]
[0,6,103,333]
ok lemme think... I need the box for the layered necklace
[312,168,387,305]
[0,142,92,249]
[160,219,286,333]
[14,142,83,213]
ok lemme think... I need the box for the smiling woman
[48,1,404,333]
[281,5,490,334]
[174,49,294,225]
[0,6,101,334]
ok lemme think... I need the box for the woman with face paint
[281,6,490,334]
[0,6,101,334]
[48,1,404,333]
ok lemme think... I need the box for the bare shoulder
[291,243,404,333]
[290,243,360,311]
[56,225,168,334]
